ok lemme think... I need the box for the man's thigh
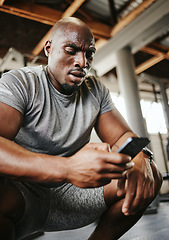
[0,177,25,224]
[103,179,125,207]
[43,183,107,232]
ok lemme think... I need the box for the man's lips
[69,70,85,78]
[68,69,86,83]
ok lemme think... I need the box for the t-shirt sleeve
[0,71,28,114]
[87,76,115,115]
[98,81,115,115]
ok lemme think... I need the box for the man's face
[45,25,96,94]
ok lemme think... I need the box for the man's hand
[117,151,163,216]
[66,143,134,188]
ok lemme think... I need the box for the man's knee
[0,178,25,224]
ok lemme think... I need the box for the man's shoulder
[2,65,46,87]
[8,65,44,78]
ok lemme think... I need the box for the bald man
[0,17,162,240]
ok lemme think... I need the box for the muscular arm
[0,102,67,184]
[95,108,137,148]
[0,102,132,187]
[95,109,162,215]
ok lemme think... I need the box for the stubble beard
[61,82,81,95]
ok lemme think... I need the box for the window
[110,92,167,134]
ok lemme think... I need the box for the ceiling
[0,0,169,94]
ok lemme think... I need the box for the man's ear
[44,40,51,57]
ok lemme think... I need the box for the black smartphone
[117,137,150,159]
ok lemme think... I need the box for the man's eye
[65,47,76,55]
[86,51,95,60]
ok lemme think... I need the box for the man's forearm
[0,136,68,184]
[111,131,138,152]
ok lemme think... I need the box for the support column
[159,82,169,133]
[159,82,169,163]
[116,47,148,137]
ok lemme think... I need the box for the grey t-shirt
[0,66,114,157]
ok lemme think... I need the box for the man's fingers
[104,152,132,165]
[122,179,151,215]
[99,162,134,175]
[126,162,134,169]
[85,143,133,164]
[121,179,137,215]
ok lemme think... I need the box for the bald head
[50,17,94,42]
[44,17,96,95]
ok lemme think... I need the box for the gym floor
[24,197,169,240]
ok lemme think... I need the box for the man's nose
[74,52,88,68]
